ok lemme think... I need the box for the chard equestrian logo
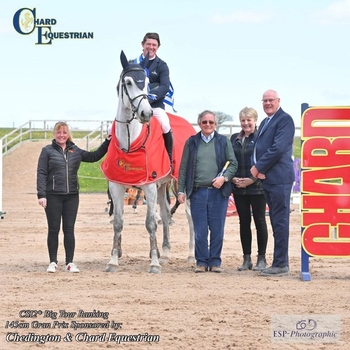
[13,8,94,45]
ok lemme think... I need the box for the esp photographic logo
[13,8,94,45]
[271,315,340,343]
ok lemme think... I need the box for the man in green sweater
[178,110,237,273]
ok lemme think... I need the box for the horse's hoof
[148,266,161,274]
[105,264,118,273]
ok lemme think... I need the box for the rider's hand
[148,93,157,101]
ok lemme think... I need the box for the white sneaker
[47,262,57,273]
[65,262,80,273]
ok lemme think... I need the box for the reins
[121,123,151,154]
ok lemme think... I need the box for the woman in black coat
[37,122,110,273]
[230,107,268,271]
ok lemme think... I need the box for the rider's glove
[148,93,158,101]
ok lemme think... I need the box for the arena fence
[0,119,301,220]
[0,139,4,219]
[1,119,300,156]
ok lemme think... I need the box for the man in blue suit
[251,89,295,276]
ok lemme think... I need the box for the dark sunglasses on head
[201,120,215,125]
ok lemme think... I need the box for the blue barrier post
[300,103,311,281]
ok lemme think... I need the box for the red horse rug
[101,113,196,186]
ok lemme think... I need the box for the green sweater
[178,134,237,193]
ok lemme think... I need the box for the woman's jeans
[233,193,268,256]
[190,187,229,268]
[45,194,79,265]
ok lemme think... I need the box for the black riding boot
[238,254,253,271]
[252,254,267,271]
[163,130,173,167]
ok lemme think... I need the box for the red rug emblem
[101,113,196,186]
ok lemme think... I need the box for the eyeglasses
[201,120,215,125]
[262,98,278,103]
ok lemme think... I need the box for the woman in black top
[230,107,268,271]
[37,122,110,273]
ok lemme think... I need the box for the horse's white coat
[106,52,194,273]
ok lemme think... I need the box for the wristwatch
[224,176,229,182]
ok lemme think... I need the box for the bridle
[115,66,151,153]
[116,66,149,124]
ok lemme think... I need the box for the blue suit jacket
[147,56,170,109]
[253,107,295,185]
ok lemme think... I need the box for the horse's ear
[120,50,129,70]
[139,51,150,69]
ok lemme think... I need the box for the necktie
[263,117,271,129]
[258,117,270,135]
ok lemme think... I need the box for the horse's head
[117,51,153,124]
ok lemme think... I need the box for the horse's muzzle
[139,109,153,123]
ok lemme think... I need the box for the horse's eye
[126,80,132,86]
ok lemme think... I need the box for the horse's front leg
[105,183,124,272]
[157,183,171,261]
[144,185,161,273]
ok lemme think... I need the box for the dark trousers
[45,194,79,265]
[233,194,268,256]
[190,187,229,268]
[263,183,293,267]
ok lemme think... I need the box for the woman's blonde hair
[239,107,258,121]
[53,122,73,142]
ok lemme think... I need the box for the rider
[133,32,173,169]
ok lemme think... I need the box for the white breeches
[153,107,171,133]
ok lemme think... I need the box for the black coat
[230,131,264,195]
[146,56,170,109]
[37,139,110,198]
